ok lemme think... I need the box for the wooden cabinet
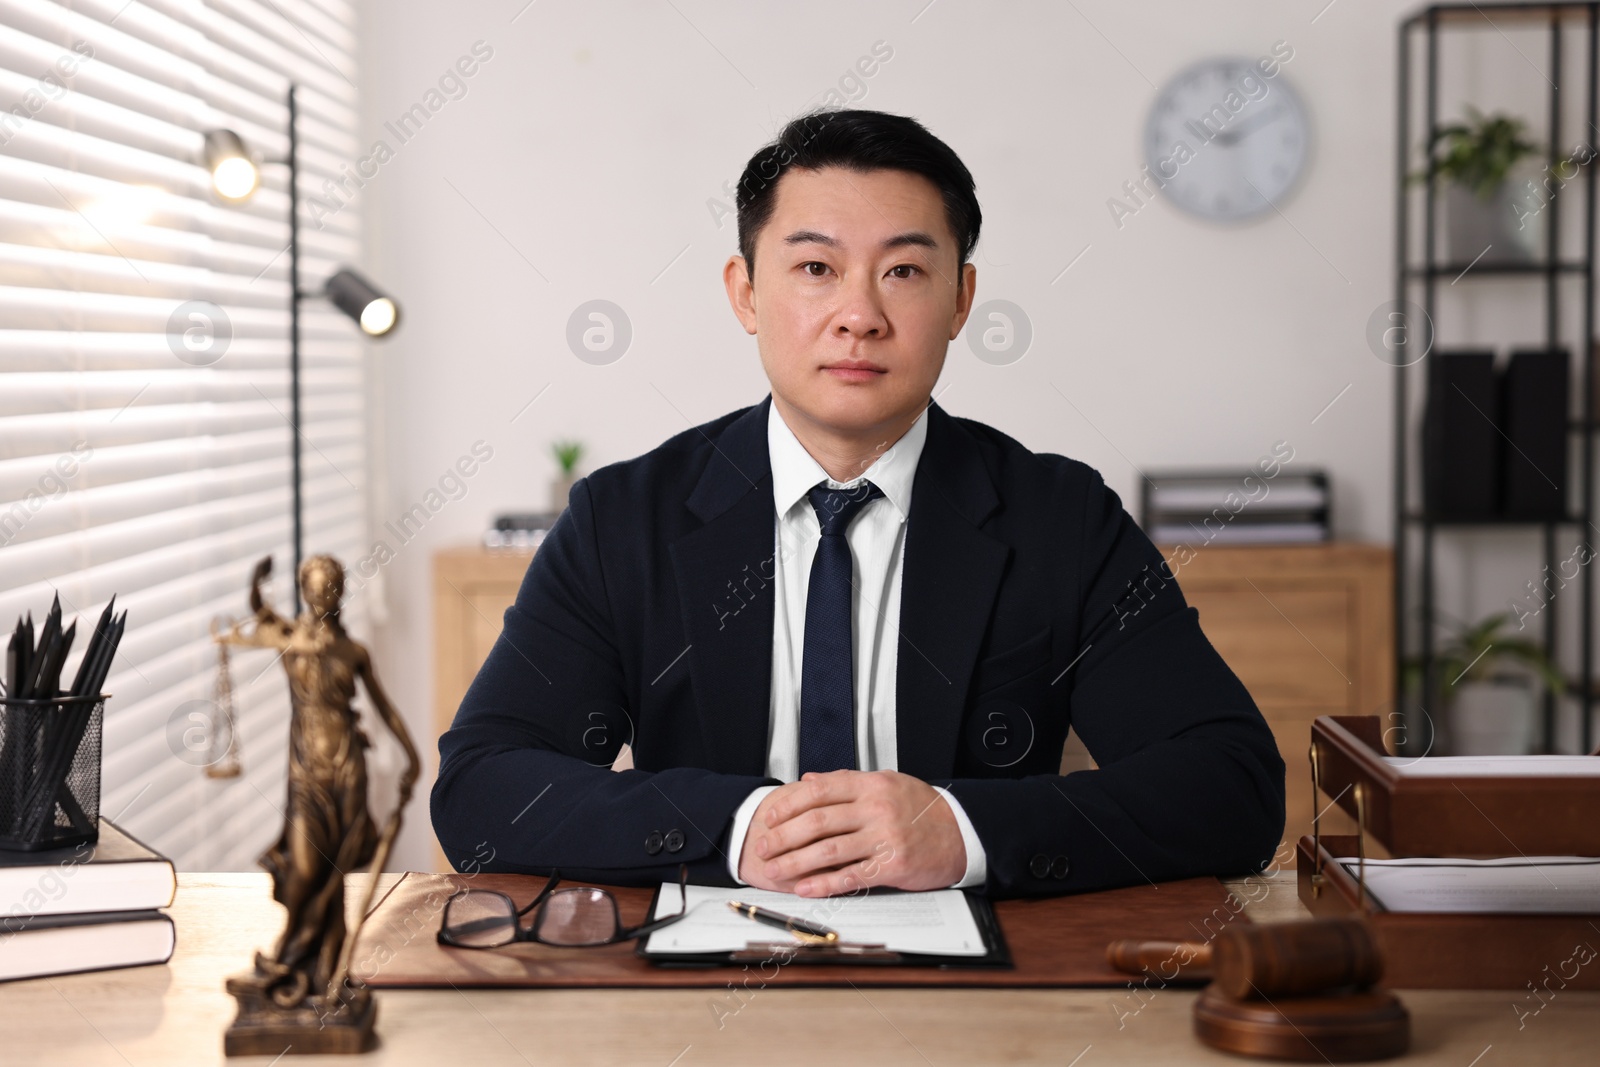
[1157,543,1394,848]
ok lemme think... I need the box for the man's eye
[889,264,920,279]
[802,262,830,277]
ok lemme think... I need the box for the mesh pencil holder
[0,694,104,852]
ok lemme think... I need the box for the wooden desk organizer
[1297,715,1600,990]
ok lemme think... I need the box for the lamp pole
[287,82,304,616]
[208,86,397,618]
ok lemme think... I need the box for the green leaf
[1410,108,1546,194]
[551,439,584,475]
[1404,608,1565,695]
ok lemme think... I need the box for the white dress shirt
[723,402,988,889]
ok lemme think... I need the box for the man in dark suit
[432,109,1285,899]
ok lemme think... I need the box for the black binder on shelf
[1422,349,1499,519]
[1502,347,1570,518]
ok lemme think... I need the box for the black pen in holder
[0,693,104,851]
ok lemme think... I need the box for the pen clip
[788,928,836,945]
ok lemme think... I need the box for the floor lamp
[203,84,401,615]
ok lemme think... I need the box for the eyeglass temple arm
[515,869,561,918]
[619,864,690,939]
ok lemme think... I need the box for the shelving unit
[1394,2,1597,755]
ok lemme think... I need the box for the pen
[726,900,839,943]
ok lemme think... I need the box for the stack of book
[1140,470,1331,546]
[0,818,176,982]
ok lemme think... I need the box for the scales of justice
[212,554,420,1056]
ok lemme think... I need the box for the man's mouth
[821,359,887,383]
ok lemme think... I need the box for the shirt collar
[767,399,929,522]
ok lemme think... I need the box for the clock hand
[1210,106,1284,147]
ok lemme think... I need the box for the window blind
[0,0,369,871]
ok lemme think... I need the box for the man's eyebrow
[781,229,942,252]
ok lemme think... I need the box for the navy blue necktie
[798,481,884,776]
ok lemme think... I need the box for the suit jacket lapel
[896,404,1010,779]
[670,399,775,776]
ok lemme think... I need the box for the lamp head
[325,268,400,337]
[203,129,259,201]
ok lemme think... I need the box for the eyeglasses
[437,863,689,950]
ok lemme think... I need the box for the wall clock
[1143,56,1310,222]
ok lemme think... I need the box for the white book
[0,818,176,918]
[0,909,175,982]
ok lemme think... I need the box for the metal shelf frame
[1395,2,1598,755]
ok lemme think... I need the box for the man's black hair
[734,108,981,288]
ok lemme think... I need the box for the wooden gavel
[1112,918,1410,1061]
[1108,917,1384,999]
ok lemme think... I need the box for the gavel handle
[1106,939,1214,980]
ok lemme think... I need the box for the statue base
[223,968,377,1057]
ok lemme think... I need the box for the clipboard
[634,885,1013,969]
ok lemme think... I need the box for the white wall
[349,0,1588,871]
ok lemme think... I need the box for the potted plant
[1415,612,1564,755]
[551,439,584,512]
[1411,106,1543,264]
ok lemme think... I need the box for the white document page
[643,884,987,956]
[1382,755,1600,776]
[1342,855,1600,913]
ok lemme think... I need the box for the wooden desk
[3,873,1591,1065]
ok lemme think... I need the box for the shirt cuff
[726,785,779,884]
[934,786,988,890]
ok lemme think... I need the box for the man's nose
[834,272,889,336]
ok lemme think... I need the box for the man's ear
[949,261,977,340]
[723,254,758,335]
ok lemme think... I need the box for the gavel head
[1212,917,1384,1001]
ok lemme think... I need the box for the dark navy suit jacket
[431,397,1285,898]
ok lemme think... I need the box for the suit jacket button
[1029,853,1050,879]
[1050,855,1069,879]
[644,830,664,855]
[664,829,685,854]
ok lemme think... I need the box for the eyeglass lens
[442,891,517,948]
[533,887,622,946]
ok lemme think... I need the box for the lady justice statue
[215,554,420,1056]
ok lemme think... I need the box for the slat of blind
[0,0,368,872]
[0,329,329,364]
[0,442,364,555]
[0,366,361,417]
[0,484,300,592]
[0,423,360,525]
[137,0,358,115]
[1,1,305,164]
[77,0,356,116]
[207,0,358,71]
[0,146,360,251]
[0,425,283,491]
[0,5,363,157]
[106,682,289,842]
[9,2,362,171]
